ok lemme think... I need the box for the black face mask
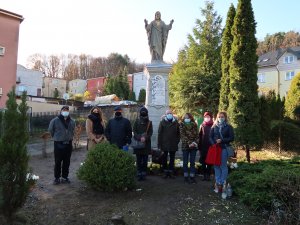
[92,112,99,117]
[115,112,122,117]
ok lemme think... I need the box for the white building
[16,64,43,96]
[68,79,86,95]
[132,71,147,99]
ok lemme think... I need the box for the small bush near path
[228,156,300,225]
[77,142,136,192]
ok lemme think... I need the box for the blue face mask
[184,118,191,123]
[166,114,173,120]
[61,111,69,117]
[218,118,225,123]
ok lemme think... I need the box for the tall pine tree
[219,4,235,111]
[228,0,262,162]
[170,1,222,115]
[0,89,31,223]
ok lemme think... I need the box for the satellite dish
[63,93,69,100]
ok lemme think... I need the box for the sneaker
[53,178,60,185]
[190,177,196,184]
[61,177,71,184]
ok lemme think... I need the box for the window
[0,46,5,56]
[285,71,295,80]
[284,55,294,64]
[257,73,265,83]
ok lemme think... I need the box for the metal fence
[28,105,141,135]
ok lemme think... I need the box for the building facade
[257,47,300,97]
[68,79,86,95]
[42,77,67,98]
[16,64,43,96]
[132,71,147,100]
[0,8,24,108]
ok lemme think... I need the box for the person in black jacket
[198,111,213,181]
[209,111,234,193]
[158,109,180,178]
[105,106,132,149]
[133,107,153,181]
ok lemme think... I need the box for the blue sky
[1,0,299,66]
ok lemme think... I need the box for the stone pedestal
[144,63,172,148]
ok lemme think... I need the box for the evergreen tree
[228,0,262,162]
[128,91,136,101]
[138,89,146,103]
[169,1,222,115]
[284,72,300,120]
[259,95,271,141]
[0,90,31,223]
[219,4,235,111]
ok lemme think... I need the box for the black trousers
[162,151,176,173]
[54,141,72,179]
[136,154,148,176]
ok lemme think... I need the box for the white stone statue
[144,11,174,63]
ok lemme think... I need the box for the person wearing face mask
[179,113,199,184]
[105,106,132,149]
[198,111,214,181]
[86,106,106,150]
[209,112,234,194]
[133,107,153,181]
[157,109,180,178]
[48,105,76,185]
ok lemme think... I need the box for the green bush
[77,142,136,192]
[228,159,300,224]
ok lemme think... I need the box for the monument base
[144,63,172,148]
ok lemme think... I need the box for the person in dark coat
[105,106,132,149]
[48,105,75,185]
[157,109,180,178]
[133,107,153,181]
[209,111,234,194]
[198,111,213,181]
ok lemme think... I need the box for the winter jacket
[199,123,213,153]
[105,116,132,148]
[179,121,198,150]
[48,115,76,142]
[133,118,153,155]
[157,116,180,152]
[209,122,234,149]
[86,117,106,150]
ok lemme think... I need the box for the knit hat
[204,111,212,117]
[140,107,148,116]
[61,105,69,111]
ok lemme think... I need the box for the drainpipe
[275,63,281,152]
[275,64,280,96]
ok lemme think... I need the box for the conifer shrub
[228,159,299,224]
[77,142,136,192]
[0,90,34,223]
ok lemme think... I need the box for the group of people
[48,105,234,194]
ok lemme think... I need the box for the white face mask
[61,111,69,117]
[184,118,191,123]
[204,117,211,122]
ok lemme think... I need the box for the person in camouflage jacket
[179,113,199,184]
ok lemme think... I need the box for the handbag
[205,144,222,166]
[218,128,235,157]
[226,145,235,157]
[131,121,150,150]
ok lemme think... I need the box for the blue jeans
[182,149,197,177]
[136,154,148,177]
[214,148,228,185]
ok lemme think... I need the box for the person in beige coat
[86,107,106,150]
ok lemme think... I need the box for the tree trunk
[246,145,251,163]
